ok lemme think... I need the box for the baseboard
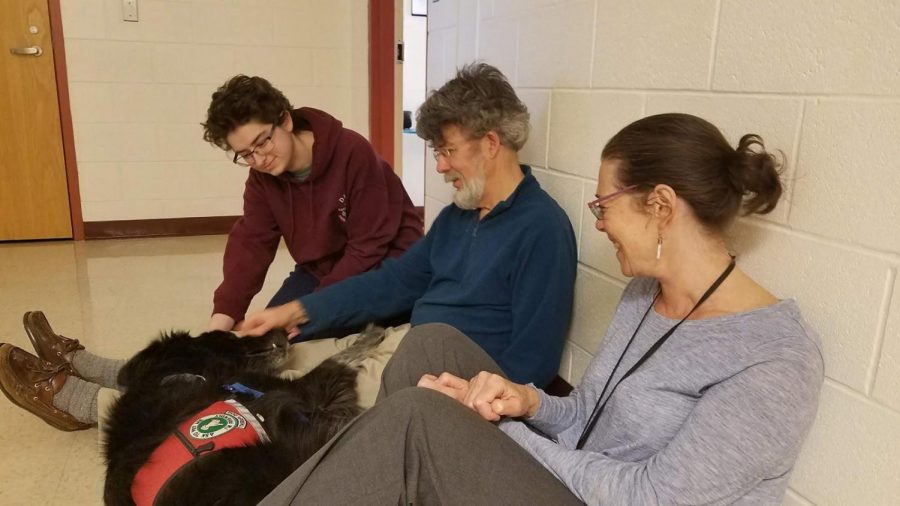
[84,207,425,240]
[84,216,240,240]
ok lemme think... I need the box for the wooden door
[0,0,72,240]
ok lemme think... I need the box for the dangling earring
[656,234,663,260]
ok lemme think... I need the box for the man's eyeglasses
[587,185,639,220]
[431,146,458,161]
[233,124,277,167]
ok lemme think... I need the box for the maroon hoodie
[213,108,423,322]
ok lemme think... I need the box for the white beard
[447,163,486,210]
[453,177,485,209]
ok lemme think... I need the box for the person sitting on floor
[256,113,824,506]
[241,62,578,388]
[0,63,577,431]
[202,75,423,337]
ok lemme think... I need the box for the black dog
[103,326,384,505]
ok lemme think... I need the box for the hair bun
[727,134,784,216]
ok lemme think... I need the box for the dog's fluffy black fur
[103,326,384,505]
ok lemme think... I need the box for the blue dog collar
[223,382,266,399]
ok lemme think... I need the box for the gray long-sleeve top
[500,277,824,505]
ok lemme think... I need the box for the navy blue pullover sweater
[298,166,577,386]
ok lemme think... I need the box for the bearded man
[241,63,577,387]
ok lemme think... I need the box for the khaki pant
[276,323,410,408]
[98,324,410,441]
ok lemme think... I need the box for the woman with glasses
[260,113,823,506]
[201,75,423,337]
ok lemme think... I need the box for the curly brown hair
[202,75,292,150]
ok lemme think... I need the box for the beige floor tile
[0,409,81,504]
[0,235,295,505]
[50,431,107,505]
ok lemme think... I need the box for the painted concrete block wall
[60,0,368,221]
[424,0,900,503]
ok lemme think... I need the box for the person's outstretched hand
[238,301,308,337]
[418,371,540,421]
[208,313,236,332]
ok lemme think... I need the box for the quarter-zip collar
[478,164,536,221]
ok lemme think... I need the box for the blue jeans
[267,265,411,342]
[267,265,319,309]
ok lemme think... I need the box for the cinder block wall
[423,1,900,504]
[60,0,368,222]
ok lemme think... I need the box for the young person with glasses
[201,75,423,335]
[257,113,823,506]
[0,77,424,432]
[0,65,575,433]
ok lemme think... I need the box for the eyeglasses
[587,184,639,220]
[431,146,458,161]
[233,124,277,167]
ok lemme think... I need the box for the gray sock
[52,377,99,424]
[71,350,125,390]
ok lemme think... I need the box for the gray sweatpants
[260,322,582,505]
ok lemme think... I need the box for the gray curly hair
[415,63,530,151]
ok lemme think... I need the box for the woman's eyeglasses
[586,185,639,220]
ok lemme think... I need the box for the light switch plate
[123,0,138,22]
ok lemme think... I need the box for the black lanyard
[575,257,736,450]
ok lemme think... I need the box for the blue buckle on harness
[223,382,265,399]
[222,382,310,425]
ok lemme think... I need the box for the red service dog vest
[131,399,270,506]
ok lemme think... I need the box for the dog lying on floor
[103,325,385,506]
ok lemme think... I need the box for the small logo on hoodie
[337,194,348,223]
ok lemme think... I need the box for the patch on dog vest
[131,399,269,506]
[188,410,245,439]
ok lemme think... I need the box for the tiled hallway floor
[0,235,295,505]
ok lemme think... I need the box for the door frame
[48,0,83,240]
[368,0,396,169]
